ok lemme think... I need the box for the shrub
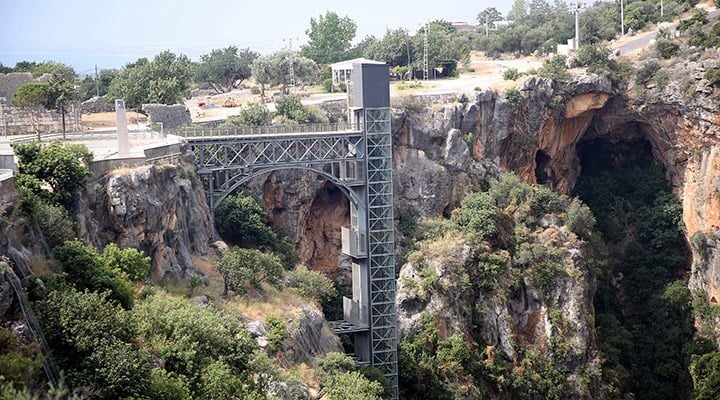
[133,294,257,382]
[323,77,333,92]
[31,200,74,248]
[452,192,498,240]
[214,247,284,295]
[503,68,520,81]
[236,102,271,126]
[285,265,337,302]
[655,38,679,59]
[573,44,611,69]
[265,316,287,351]
[538,55,569,81]
[505,88,523,104]
[147,368,192,400]
[705,68,720,87]
[275,95,309,123]
[565,198,596,239]
[636,60,662,85]
[53,239,135,309]
[102,243,151,282]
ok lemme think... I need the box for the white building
[330,58,387,87]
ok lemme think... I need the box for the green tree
[691,352,720,400]
[234,102,271,126]
[251,50,318,95]
[38,289,149,398]
[11,82,50,139]
[274,95,308,122]
[195,46,259,94]
[214,247,284,295]
[364,28,412,67]
[301,11,357,64]
[132,294,257,385]
[78,68,119,101]
[453,191,498,240]
[508,0,528,20]
[285,265,337,302]
[53,239,135,309]
[46,72,79,134]
[102,243,151,282]
[106,51,193,108]
[477,7,503,26]
[215,193,276,247]
[30,61,76,81]
[11,141,92,207]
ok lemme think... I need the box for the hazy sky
[0,0,510,75]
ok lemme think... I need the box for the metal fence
[174,122,363,137]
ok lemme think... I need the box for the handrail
[176,122,363,137]
[1,262,60,386]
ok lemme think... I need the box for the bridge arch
[210,165,364,214]
[184,62,398,399]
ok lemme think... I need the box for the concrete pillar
[115,99,130,157]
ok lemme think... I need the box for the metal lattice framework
[364,108,398,397]
[185,117,398,398]
[188,129,366,210]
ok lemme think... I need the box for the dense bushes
[574,162,712,399]
[215,193,298,268]
[401,174,598,398]
[12,141,92,208]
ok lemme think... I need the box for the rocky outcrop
[142,104,192,129]
[81,96,113,113]
[77,159,212,278]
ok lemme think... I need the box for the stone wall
[0,104,72,136]
[81,96,113,113]
[0,72,34,101]
[142,104,191,129]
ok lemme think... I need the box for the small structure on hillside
[330,58,387,88]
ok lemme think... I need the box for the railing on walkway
[1,262,60,386]
[10,129,165,144]
[176,122,363,138]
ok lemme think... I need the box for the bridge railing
[175,122,363,137]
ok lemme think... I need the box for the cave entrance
[573,128,703,398]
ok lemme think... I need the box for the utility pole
[285,38,296,94]
[423,23,429,81]
[575,0,581,50]
[485,14,489,36]
[660,0,664,19]
[621,0,625,36]
[94,65,100,97]
[405,29,411,68]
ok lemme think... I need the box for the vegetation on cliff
[0,144,379,399]
[397,174,601,399]
[574,160,716,400]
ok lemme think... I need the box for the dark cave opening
[534,150,550,185]
[573,132,707,399]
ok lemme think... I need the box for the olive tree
[106,51,192,108]
[251,50,317,96]
[11,82,50,139]
[195,46,259,93]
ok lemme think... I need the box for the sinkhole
[572,125,705,399]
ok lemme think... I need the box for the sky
[0,0,510,76]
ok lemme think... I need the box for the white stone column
[115,99,129,157]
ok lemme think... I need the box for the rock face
[252,71,720,395]
[141,104,192,129]
[77,159,212,278]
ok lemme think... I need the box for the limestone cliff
[76,159,213,278]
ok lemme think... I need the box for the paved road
[615,8,720,54]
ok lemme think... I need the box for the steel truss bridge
[182,63,398,399]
